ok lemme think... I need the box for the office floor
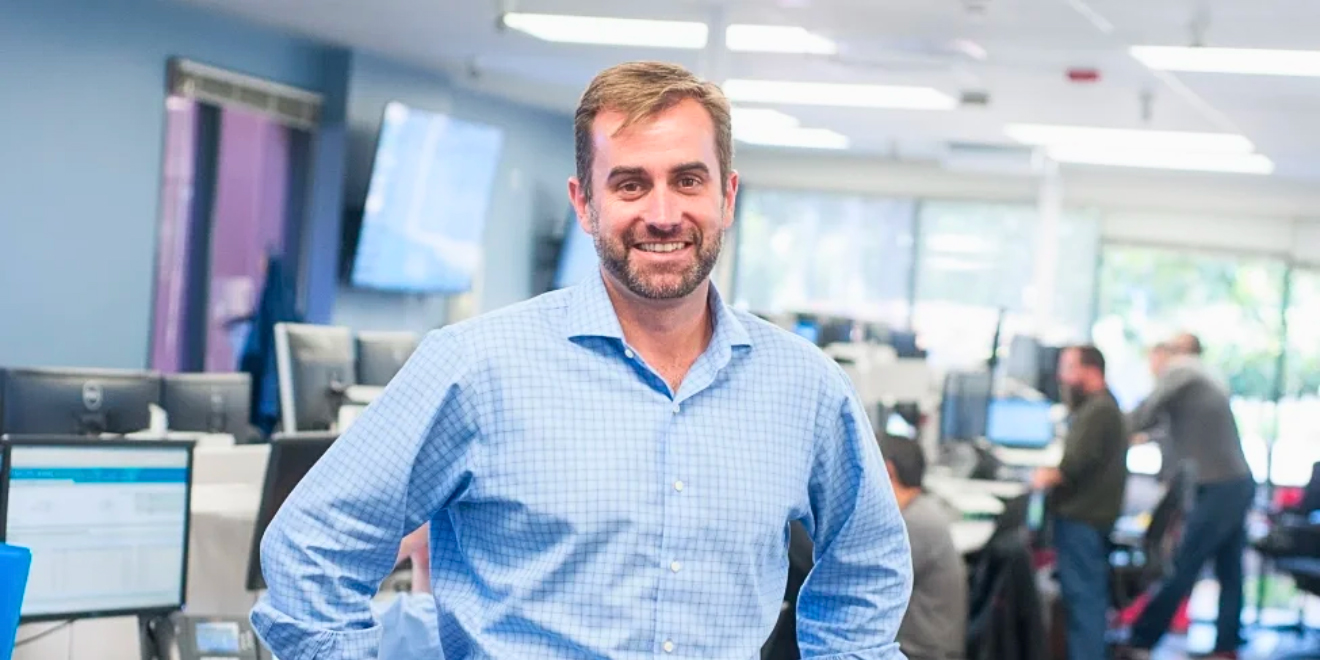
[1148,575,1320,659]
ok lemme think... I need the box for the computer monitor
[161,373,254,441]
[0,368,161,437]
[1004,335,1041,384]
[246,433,337,591]
[889,331,923,359]
[816,319,855,347]
[355,331,420,387]
[1035,345,1063,403]
[0,437,194,621]
[939,371,993,442]
[985,398,1055,448]
[274,324,356,434]
[793,319,820,345]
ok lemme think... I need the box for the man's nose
[643,187,681,232]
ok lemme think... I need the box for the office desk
[952,520,997,555]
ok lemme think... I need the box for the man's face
[1057,348,1087,406]
[569,99,738,301]
[1149,349,1170,377]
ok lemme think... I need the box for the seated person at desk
[1032,345,1127,660]
[883,435,968,660]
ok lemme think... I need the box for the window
[912,201,1099,368]
[1275,268,1320,486]
[733,188,915,326]
[1093,245,1287,481]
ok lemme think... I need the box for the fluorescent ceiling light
[1045,146,1274,175]
[736,127,851,150]
[731,107,801,132]
[501,13,708,49]
[731,107,850,149]
[726,25,837,54]
[1005,123,1255,154]
[1131,46,1320,77]
[724,79,957,110]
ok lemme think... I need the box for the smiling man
[251,61,912,660]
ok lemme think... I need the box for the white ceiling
[177,0,1320,180]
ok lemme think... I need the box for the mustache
[626,226,700,246]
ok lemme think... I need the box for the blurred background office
[3,0,1320,659]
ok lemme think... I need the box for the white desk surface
[993,444,1063,468]
[951,520,996,555]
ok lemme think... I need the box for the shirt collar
[565,271,752,350]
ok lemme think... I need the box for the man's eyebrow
[670,162,710,176]
[606,166,647,182]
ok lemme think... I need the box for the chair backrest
[1301,462,1320,513]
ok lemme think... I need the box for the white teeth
[637,242,686,253]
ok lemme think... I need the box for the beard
[590,205,724,300]
[1061,383,1087,411]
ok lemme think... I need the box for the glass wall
[733,189,916,326]
[912,202,1100,368]
[1093,245,1288,481]
[1276,268,1320,486]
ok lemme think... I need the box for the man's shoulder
[731,310,854,390]
[430,289,573,348]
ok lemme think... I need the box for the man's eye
[678,176,700,188]
[619,181,642,194]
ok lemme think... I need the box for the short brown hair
[574,61,733,202]
[1066,344,1107,376]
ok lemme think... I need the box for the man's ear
[722,170,739,229]
[568,176,592,234]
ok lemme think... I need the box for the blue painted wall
[0,0,341,369]
[332,53,575,333]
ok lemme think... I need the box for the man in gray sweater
[1119,334,1255,660]
[882,435,967,660]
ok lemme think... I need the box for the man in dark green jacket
[1033,345,1128,660]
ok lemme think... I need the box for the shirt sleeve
[796,371,914,660]
[250,327,482,660]
[1128,366,1195,432]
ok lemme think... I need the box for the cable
[13,620,72,647]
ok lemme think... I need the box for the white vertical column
[1033,157,1062,338]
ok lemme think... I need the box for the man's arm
[250,327,481,660]
[796,372,913,660]
[1128,365,1196,432]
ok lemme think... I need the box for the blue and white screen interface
[351,101,505,293]
[4,445,190,617]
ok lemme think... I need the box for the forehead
[590,99,719,171]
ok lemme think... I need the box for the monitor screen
[553,221,599,289]
[793,320,820,345]
[161,373,252,440]
[356,332,420,387]
[986,399,1055,448]
[2,440,192,620]
[350,101,505,294]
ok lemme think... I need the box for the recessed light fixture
[501,13,708,49]
[725,25,837,54]
[731,107,801,132]
[1131,46,1320,77]
[724,79,957,110]
[1005,124,1255,154]
[1044,146,1274,175]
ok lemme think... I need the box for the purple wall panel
[149,96,198,373]
[205,107,290,372]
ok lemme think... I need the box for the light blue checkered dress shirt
[251,273,913,660]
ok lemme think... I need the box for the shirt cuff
[802,642,906,660]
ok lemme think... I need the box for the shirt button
[673,480,685,492]
[670,560,682,573]
[663,640,675,653]
[672,403,680,414]
[624,349,635,359]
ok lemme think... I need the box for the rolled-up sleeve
[250,327,481,660]
[796,372,913,660]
